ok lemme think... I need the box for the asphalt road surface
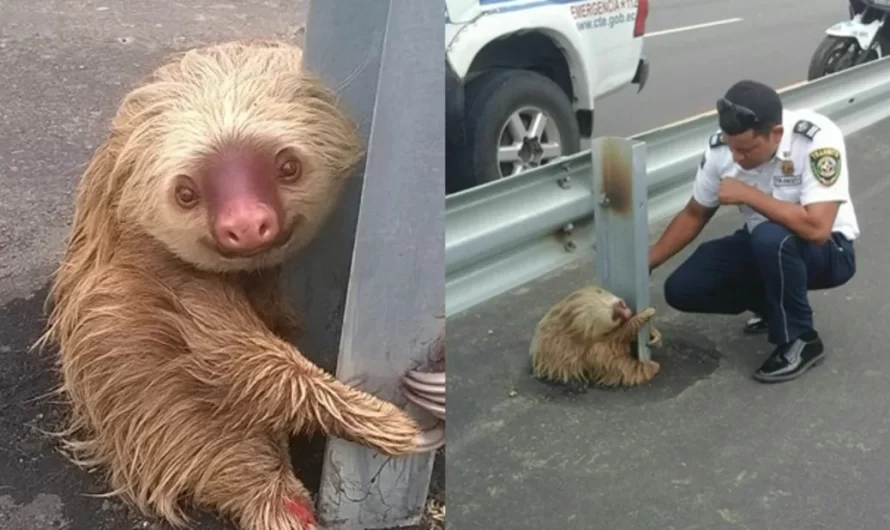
[0,2,445,530]
[446,117,890,529]
[594,0,850,138]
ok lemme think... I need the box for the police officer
[647,79,859,383]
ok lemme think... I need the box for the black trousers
[663,221,856,345]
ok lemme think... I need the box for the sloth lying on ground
[35,40,442,530]
[530,285,663,388]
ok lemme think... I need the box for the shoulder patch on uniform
[793,119,822,140]
[708,132,725,149]
[809,146,841,186]
[699,150,707,169]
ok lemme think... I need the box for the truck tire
[451,68,581,191]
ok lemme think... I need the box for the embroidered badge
[809,147,841,186]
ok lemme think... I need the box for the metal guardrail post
[591,138,652,361]
[289,1,443,528]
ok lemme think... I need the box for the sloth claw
[647,326,663,348]
[402,368,445,420]
[412,422,445,452]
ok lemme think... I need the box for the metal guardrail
[445,56,890,317]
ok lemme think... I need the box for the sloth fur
[35,40,429,530]
[529,285,663,388]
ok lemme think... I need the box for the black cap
[717,80,783,135]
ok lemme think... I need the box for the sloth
[35,40,442,530]
[529,285,663,389]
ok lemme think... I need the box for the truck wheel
[453,68,581,190]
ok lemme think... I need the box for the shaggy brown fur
[529,285,663,388]
[34,40,432,530]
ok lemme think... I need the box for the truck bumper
[632,55,650,93]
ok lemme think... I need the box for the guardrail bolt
[561,223,575,252]
[558,175,572,189]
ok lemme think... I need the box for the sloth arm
[607,310,655,344]
[172,276,419,454]
[66,261,417,454]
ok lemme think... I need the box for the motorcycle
[807,0,890,80]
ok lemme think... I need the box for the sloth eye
[174,176,199,209]
[278,158,302,183]
[275,147,303,183]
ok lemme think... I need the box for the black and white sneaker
[752,333,825,383]
[743,313,769,335]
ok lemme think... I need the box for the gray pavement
[446,117,890,530]
[0,2,444,529]
[595,0,849,137]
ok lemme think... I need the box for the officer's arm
[742,132,846,244]
[649,144,720,271]
[797,132,849,242]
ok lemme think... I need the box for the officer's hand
[718,177,753,205]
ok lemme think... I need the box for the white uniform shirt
[692,108,860,241]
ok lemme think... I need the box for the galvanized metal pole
[288,0,444,528]
[590,137,652,361]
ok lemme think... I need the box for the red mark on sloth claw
[285,498,317,527]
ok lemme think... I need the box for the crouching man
[647,79,859,383]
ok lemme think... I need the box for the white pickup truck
[445,0,650,193]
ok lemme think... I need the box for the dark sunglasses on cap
[716,97,760,130]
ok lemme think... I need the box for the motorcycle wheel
[807,34,884,81]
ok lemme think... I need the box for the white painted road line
[631,78,810,138]
[646,17,744,38]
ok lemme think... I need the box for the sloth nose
[213,201,280,254]
[611,300,632,322]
